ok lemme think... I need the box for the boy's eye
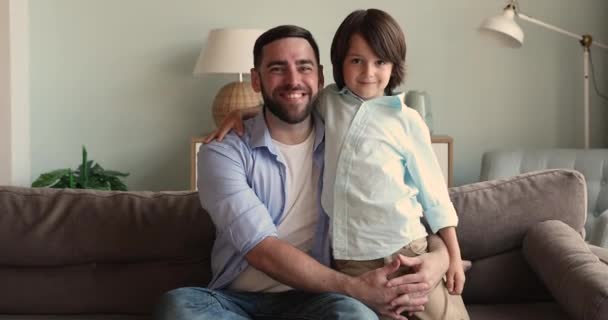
[350,58,362,64]
[376,60,387,66]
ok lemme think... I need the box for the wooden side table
[191,135,454,190]
[431,135,454,187]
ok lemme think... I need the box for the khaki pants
[334,238,470,320]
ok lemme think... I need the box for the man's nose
[284,67,301,85]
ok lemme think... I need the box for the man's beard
[261,83,316,124]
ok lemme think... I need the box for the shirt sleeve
[403,110,458,234]
[197,138,278,255]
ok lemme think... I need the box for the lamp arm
[518,12,608,50]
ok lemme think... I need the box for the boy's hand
[202,110,245,144]
[446,260,465,295]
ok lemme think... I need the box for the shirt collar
[249,108,325,153]
[337,85,405,110]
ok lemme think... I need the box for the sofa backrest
[0,186,214,315]
[449,169,587,304]
[0,168,590,311]
[480,149,608,247]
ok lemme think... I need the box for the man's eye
[299,66,313,73]
[269,67,283,73]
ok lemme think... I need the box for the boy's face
[251,37,323,124]
[342,33,393,100]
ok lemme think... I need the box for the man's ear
[251,68,261,92]
[318,64,325,89]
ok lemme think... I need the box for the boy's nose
[362,63,374,76]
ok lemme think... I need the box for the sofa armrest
[589,244,608,265]
[523,220,608,320]
[450,169,586,260]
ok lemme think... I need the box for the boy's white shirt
[317,84,458,261]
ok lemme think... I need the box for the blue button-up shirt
[197,111,329,289]
[318,85,458,260]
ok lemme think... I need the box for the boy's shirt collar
[337,85,405,110]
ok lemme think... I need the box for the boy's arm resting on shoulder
[202,106,262,143]
[241,106,263,118]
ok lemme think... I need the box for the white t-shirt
[228,128,319,292]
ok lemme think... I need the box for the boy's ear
[318,64,324,89]
[251,68,261,92]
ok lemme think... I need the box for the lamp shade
[193,28,265,75]
[479,8,524,48]
[193,28,265,126]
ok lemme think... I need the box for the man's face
[251,37,323,124]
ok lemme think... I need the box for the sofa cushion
[0,186,214,314]
[461,250,551,304]
[449,169,586,260]
[466,303,569,320]
[589,244,608,265]
[523,220,608,320]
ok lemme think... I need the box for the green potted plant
[32,146,129,191]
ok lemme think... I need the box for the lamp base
[212,82,262,127]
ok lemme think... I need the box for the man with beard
[155,25,450,320]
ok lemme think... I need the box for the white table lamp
[479,0,608,148]
[194,28,265,126]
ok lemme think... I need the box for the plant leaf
[107,176,128,191]
[104,170,130,177]
[90,163,104,175]
[32,169,70,188]
[32,145,128,191]
[87,176,111,190]
[80,146,89,188]
[77,160,95,173]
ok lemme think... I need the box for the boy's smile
[342,33,393,100]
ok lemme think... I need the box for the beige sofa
[1,169,607,320]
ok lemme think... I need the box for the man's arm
[247,236,429,319]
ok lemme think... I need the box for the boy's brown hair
[330,9,406,95]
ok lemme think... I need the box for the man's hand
[386,236,450,315]
[344,258,429,320]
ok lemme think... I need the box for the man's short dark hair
[253,25,321,68]
[330,9,407,95]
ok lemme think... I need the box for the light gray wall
[0,0,11,185]
[29,0,608,190]
[1,0,30,186]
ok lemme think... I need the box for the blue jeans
[154,287,378,320]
